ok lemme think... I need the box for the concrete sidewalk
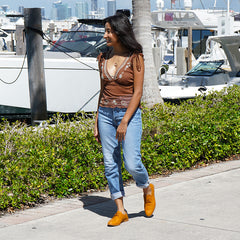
[1,160,240,240]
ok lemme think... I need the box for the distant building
[1,5,9,12]
[51,1,69,20]
[91,0,98,12]
[98,7,105,19]
[107,0,116,17]
[88,8,104,19]
[75,2,89,19]
[18,6,24,15]
[57,5,67,20]
[51,7,58,20]
[67,7,72,19]
[41,7,46,19]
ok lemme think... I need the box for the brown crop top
[97,51,143,108]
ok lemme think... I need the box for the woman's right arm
[94,57,104,143]
[94,111,100,143]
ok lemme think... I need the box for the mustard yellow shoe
[107,211,129,227]
[144,183,156,217]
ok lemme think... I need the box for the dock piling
[24,8,47,125]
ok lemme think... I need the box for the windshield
[163,55,174,64]
[186,60,224,76]
[49,30,107,57]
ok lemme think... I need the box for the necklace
[109,61,119,77]
[107,50,129,78]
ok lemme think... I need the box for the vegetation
[0,86,240,212]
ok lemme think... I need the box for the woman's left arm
[116,54,144,142]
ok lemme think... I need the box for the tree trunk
[132,0,164,107]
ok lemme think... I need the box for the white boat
[158,35,240,100]
[0,19,107,116]
[151,0,240,77]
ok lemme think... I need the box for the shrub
[0,86,240,211]
[141,86,240,172]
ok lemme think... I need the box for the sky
[0,0,240,18]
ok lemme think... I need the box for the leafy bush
[0,115,106,211]
[0,86,240,211]
[141,86,240,172]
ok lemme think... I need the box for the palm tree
[132,0,164,107]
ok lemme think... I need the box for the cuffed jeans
[98,106,149,200]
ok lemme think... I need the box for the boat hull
[159,84,228,100]
[0,55,100,115]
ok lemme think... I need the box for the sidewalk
[1,160,240,240]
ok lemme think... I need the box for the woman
[94,13,156,227]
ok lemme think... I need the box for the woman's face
[104,22,119,47]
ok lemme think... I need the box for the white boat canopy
[209,35,240,75]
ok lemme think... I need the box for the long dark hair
[103,13,143,54]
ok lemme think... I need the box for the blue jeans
[98,106,149,200]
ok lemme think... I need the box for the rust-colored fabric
[97,51,143,108]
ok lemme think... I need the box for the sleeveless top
[97,51,143,108]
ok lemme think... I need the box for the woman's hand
[116,120,128,142]
[94,119,101,143]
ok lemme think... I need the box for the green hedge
[0,86,240,211]
[142,86,240,173]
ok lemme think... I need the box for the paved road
[1,160,240,240]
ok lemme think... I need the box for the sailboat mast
[227,0,230,18]
[214,0,217,8]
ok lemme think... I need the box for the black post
[24,8,47,125]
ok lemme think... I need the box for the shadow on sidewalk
[79,195,146,219]
[79,195,112,208]
[128,211,145,219]
[79,195,115,218]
